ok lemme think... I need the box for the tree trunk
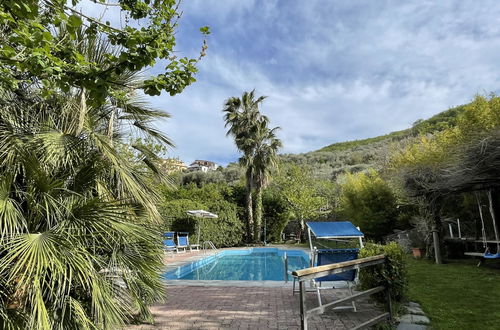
[76,89,86,135]
[245,188,253,243]
[253,185,263,243]
[297,217,305,243]
[245,168,254,243]
[107,110,115,145]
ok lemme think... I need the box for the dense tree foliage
[359,242,408,303]
[262,188,291,242]
[0,1,207,328]
[273,164,330,237]
[338,170,399,241]
[160,197,243,247]
[0,0,209,103]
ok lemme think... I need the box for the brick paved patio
[129,285,382,329]
[127,248,384,329]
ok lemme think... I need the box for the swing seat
[484,252,500,259]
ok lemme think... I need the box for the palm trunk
[253,185,263,243]
[245,168,254,243]
[107,110,115,145]
[76,89,86,135]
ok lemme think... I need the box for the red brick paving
[129,285,382,330]
[128,248,384,329]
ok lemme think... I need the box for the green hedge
[160,199,243,247]
[160,199,204,232]
[263,189,290,242]
[201,200,244,247]
[358,242,408,303]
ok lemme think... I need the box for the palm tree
[252,120,282,242]
[223,91,281,243]
[0,32,169,329]
[223,91,266,242]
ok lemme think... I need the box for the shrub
[358,242,408,304]
[160,199,243,247]
[202,200,244,247]
[263,189,291,242]
[338,169,399,241]
[160,199,206,232]
[181,171,226,186]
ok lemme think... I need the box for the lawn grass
[406,257,500,329]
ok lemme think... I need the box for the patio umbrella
[186,210,218,246]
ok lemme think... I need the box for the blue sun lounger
[314,248,359,311]
[177,232,200,251]
[163,232,178,254]
[176,232,189,253]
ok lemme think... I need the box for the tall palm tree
[252,120,282,242]
[0,32,169,329]
[223,91,281,243]
[223,90,266,242]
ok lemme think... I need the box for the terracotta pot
[412,248,424,258]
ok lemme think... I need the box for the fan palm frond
[0,28,168,329]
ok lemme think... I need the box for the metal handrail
[284,252,289,283]
[292,254,390,330]
[202,241,217,254]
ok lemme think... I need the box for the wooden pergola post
[432,229,442,264]
[487,190,500,253]
[428,194,443,264]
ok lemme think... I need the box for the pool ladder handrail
[284,252,289,283]
[202,241,217,254]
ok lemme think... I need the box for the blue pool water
[164,248,310,281]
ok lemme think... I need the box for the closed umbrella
[186,210,218,246]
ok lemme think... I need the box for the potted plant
[411,247,425,258]
[408,224,428,259]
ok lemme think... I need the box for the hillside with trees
[281,104,466,180]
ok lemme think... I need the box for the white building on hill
[187,160,219,173]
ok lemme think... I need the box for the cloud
[78,0,500,165]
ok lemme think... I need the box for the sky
[81,0,500,166]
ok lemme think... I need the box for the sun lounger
[177,232,200,251]
[314,248,359,311]
[163,232,178,254]
[176,232,189,253]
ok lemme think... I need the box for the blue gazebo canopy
[306,221,364,239]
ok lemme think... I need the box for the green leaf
[42,32,53,42]
[1,45,16,57]
[199,26,211,35]
[67,14,83,28]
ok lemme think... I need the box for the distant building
[187,160,219,173]
[158,158,187,173]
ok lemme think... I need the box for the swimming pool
[164,248,310,281]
